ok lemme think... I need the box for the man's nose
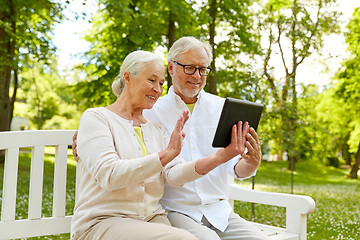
[192,69,201,79]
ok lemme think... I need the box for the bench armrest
[229,183,315,240]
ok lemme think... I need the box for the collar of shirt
[167,86,206,109]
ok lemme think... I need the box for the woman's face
[127,60,165,110]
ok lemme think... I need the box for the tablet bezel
[212,98,264,148]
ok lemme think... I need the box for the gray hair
[167,36,213,64]
[112,50,163,97]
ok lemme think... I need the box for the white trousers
[167,211,271,240]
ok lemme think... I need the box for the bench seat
[0,130,315,239]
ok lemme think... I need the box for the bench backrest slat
[28,146,45,219]
[1,148,20,222]
[53,144,69,217]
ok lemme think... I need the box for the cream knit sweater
[71,107,202,239]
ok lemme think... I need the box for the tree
[20,61,59,129]
[313,8,360,179]
[258,0,340,169]
[13,59,81,130]
[199,0,261,96]
[316,86,353,166]
[332,7,360,178]
[74,0,199,110]
[0,0,64,131]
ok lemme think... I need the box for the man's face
[168,47,209,104]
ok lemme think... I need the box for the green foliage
[311,7,360,177]
[74,0,199,110]
[0,0,66,131]
[204,0,261,57]
[334,7,360,152]
[256,0,341,165]
[291,84,320,161]
[216,68,265,102]
[344,7,360,55]
[316,87,353,162]
[14,60,81,130]
[74,0,263,110]
[0,0,64,62]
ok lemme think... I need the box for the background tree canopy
[0,0,64,131]
[1,0,359,178]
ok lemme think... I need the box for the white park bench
[0,130,315,240]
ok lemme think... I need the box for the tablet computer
[212,98,264,148]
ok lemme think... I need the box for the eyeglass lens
[184,66,211,76]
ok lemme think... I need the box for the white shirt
[144,87,252,231]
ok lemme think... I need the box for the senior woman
[71,50,201,240]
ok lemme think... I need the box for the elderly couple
[71,36,270,240]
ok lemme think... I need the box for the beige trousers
[77,214,198,240]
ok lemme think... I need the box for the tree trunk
[348,142,360,179]
[166,10,175,91]
[0,62,11,132]
[0,6,13,132]
[207,0,217,95]
[10,70,18,124]
[341,139,352,165]
[0,1,14,164]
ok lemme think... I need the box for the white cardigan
[71,107,202,239]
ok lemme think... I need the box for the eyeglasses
[172,61,212,76]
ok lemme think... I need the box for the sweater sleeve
[163,157,203,187]
[77,109,163,191]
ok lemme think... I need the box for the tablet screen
[212,98,264,148]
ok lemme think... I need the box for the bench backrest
[0,130,77,239]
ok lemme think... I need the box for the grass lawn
[1,153,359,239]
[234,160,360,240]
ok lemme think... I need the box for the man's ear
[168,61,174,76]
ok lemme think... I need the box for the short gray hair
[167,36,213,64]
[112,50,163,97]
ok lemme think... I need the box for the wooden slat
[53,144,68,217]
[28,146,45,219]
[229,184,315,214]
[0,130,76,149]
[251,222,299,240]
[1,148,20,222]
[0,216,72,239]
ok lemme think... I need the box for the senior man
[143,36,269,240]
[72,36,268,240]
